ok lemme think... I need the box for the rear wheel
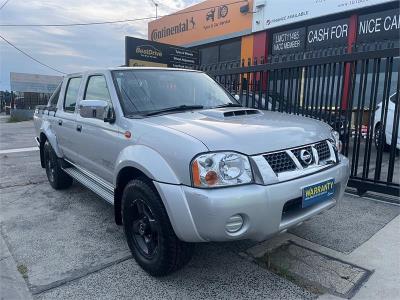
[122,178,194,276]
[374,123,390,152]
[43,140,73,189]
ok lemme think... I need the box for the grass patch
[7,116,22,123]
[17,264,28,279]
[256,243,325,295]
[6,116,31,123]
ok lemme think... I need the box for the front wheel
[122,178,194,276]
[43,140,73,189]
[374,123,390,152]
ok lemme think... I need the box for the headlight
[191,152,253,188]
[331,130,342,153]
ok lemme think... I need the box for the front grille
[264,151,296,173]
[292,146,314,168]
[315,141,330,161]
[263,140,335,175]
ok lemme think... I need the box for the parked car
[34,68,350,276]
[374,92,399,151]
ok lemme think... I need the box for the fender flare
[113,145,181,226]
[40,120,63,158]
[114,145,181,186]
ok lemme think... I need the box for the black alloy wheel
[43,140,73,189]
[130,199,160,259]
[45,143,56,183]
[122,178,194,276]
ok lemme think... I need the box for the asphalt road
[0,118,398,300]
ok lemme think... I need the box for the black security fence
[199,47,400,197]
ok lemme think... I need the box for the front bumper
[154,156,350,243]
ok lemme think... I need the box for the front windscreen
[112,69,238,116]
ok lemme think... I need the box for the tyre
[43,140,73,189]
[122,178,194,276]
[374,123,390,152]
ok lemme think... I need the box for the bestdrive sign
[148,0,253,46]
[125,36,199,69]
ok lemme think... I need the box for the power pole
[151,0,158,18]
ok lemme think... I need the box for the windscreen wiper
[214,103,243,108]
[144,105,204,116]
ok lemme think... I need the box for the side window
[48,84,61,108]
[64,77,82,112]
[84,75,111,102]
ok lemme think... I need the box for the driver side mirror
[79,100,116,123]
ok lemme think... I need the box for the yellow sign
[304,181,334,198]
[128,59,167,67]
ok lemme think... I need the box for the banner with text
[125,36,198,69]
[253,0,393,32]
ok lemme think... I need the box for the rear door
[53,76,82,162]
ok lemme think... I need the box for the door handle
[76,124,82,132]
[58,119,63,126]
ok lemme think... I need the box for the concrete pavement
[1,118,399,300]
[318,215,400,300]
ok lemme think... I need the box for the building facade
[148,0,399,67]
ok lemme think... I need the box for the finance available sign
[271,8,398,55]
[252,0,394,32]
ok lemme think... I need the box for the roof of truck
[65,67,202,77]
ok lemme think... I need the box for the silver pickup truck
[34,67,350,276]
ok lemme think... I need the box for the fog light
[225,214,244,233]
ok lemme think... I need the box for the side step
[63,166,114,205]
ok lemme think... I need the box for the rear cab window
[64,77,82,113]
[47,84,61,109]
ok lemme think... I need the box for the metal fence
[199,47,399,197]
[11,92,51,110]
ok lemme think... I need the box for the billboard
[148,0,253,46]
[306,18,349,50]
[252,0,394,32]
[357,9,399,43]
[125,37,199,69]
[271,28,306,55]
[10,72,62,93]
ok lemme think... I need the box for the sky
[0,0,199,91]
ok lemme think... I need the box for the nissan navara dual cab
[34,68,350,276]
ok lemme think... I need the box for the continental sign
[125,36,198,69]
[148,0,253,46]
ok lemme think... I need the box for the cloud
[0,0,196,90]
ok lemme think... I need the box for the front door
[74,74,122,184]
